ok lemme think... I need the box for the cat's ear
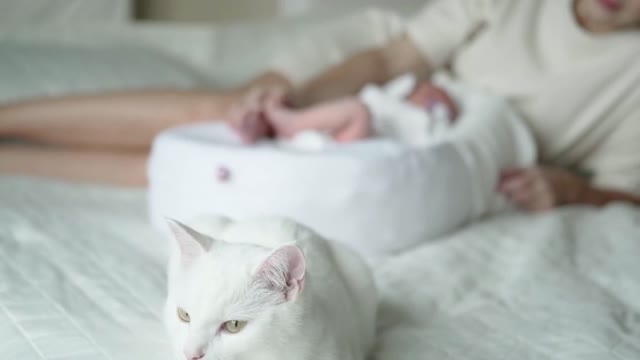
[255,244,306,302]
[166,218,211,267]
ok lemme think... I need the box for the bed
[3,177,640,359]
[1,7,640,360]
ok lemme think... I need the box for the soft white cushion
[148,77,537,255]
[0,40,210,105]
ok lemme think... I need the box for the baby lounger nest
[148,77,537,255]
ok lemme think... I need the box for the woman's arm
[574,182,640,207]
[499,166,640,211]
[230,35,434,140]
[287,0,495,107]
[290,35,433,107]
[0,34,430,151]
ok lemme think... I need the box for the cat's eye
[177,307,191,323]
[223,320,247,333]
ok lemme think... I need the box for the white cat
[163,216,377,360]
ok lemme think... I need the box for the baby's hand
[265,97,373,143]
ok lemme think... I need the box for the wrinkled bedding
[1,177,639,359]
[2,7,640,359]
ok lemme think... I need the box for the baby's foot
[266,98,372,143]
[264,106,305,139]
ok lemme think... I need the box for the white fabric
[147,76,536,255]
[2,177,640,359]
[360,74,453,146]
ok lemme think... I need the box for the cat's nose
[184,350,205,360]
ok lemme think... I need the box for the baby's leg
[266,98,372,143]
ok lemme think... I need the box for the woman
[1,0,639,211]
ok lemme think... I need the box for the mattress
[1,176,639,359]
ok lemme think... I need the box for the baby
[232,75,460,146]
[149,74,537,255]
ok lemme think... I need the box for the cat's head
[164,219,306,360]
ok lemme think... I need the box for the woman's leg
[0,144,148,187]
[0,89,237,150]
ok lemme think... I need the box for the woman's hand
[498,166,588,212]
[228,85,290,143]
[229,92,373,144]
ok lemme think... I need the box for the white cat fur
[164,215,377,360]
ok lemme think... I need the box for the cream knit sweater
[407,0,640,193]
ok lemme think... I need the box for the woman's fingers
[499,168,526,182]
[511,184,553,211]
[263,87,288,108]
[228,85,290,143]
[499,167,557,212]
[229,110,259,144]
[228,86,275,116]
[499,170,533,194]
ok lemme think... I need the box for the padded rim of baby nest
[155,122,426,159]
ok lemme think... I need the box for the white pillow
[0,41,212,105]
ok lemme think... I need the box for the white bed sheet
[1,176,639,359]
[2,7,640,359]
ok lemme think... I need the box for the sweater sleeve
[589,112,640,196]
[406,0,495,68]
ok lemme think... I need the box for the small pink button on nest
[216,166,231,182]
